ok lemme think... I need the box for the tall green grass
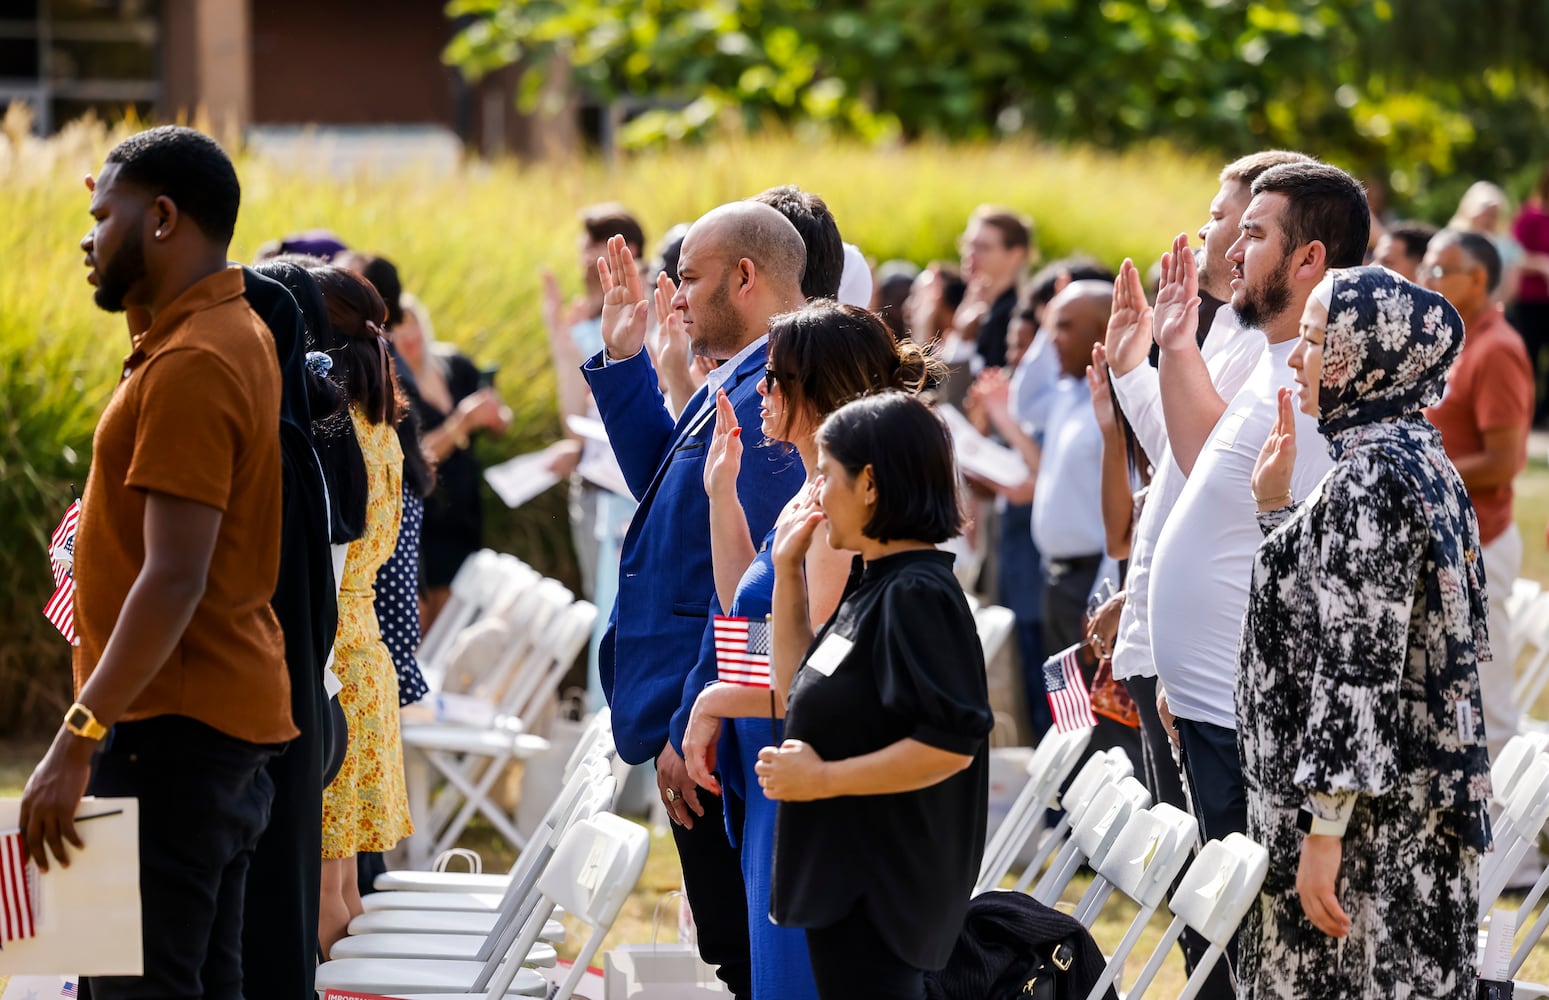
[0,111,1220,735]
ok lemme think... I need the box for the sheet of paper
[563,414,609,444]
[937,404,1030,489]
[0,798,141,976]
[483,449,562,509]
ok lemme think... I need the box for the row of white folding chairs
[321,809,647,1000]
[402,556,599,866]
[317,718,628,998]
[1476,732,1549,986]
[982,792,1267,1000]
[976,726,1095,893]
[1511,579,1549,711]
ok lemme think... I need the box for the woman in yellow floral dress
[308,264,415,957]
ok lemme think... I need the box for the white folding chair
[1508,578,1543,627]
[403,590,596,866]
[1480,752,1549,921]
[418,552,534,691]
[361,753,613,915]
[1033,775,1151,907]
[1070,802,1198,998]
[974,603,1018,669]
[376,711,615,895]
[332,775,616,969]
[1018,747,1134,896]
[975,727,1092,893]
[358,813,651,1000]
[1512,592,1549,711]
[1118,833,1269,1000]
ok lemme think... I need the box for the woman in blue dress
[683,301,939,1000]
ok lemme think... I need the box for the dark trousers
[668,779,752,999]
[1176,716,1249,991]
[998,503,1051,739]
[1124,680,1234,999]
[82,717,277,1000]
[805,899,926,1000]
[1121,675,1188,813]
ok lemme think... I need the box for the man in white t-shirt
[1146,164,1372,864]
[1104,151,1312,816]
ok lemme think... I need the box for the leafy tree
[444,0,1549,214]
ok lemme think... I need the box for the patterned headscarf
[1304,265,1492,844]
[1315,265,1465,438]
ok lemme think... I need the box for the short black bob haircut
[104,125,241,245]
[817,392,963,545]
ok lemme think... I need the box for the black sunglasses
[763,367,783,393]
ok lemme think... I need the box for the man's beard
[1234,257,1293,330]
[94,234,147,313]
[689,280,746,360]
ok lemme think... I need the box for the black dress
[414,351,485,588]
[773,550,994,970]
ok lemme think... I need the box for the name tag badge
[1211,410,1249,451]
[805,633,854,677]
[1455,697,1480,744]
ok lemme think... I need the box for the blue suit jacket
[582,344,804,764]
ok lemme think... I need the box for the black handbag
[1005,941,1075,999]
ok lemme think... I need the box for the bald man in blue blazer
[582,202,808,998]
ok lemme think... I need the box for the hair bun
[893,340,945,394]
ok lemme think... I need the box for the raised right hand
[1152,233,1202,353]
[1251,387,1298,510]
[1105,258,1154,376]
[540,268,565,337]
[703,390,743,503]
[597,234,650,361]
[1087,343,1118,435]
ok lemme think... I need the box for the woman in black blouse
[756,392,993,1000]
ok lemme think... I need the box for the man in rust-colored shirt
[19,126,294,1000]
[1424,229,1535,761]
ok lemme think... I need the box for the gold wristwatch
[64,701,108,741]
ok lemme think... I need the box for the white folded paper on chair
[603,943,726,999]
[0,797,141,976]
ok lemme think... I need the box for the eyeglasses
[1422,263,1476,280]
[763,367,781,393]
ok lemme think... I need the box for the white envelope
[0,797,142,976]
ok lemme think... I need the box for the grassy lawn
[6,455,1549,993]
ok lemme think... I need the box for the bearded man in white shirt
[1146,162,1371,851]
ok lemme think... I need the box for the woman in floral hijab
[1237,266,1493,998]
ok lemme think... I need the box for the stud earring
[155,229,163,238]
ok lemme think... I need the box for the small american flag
[61,981,80,998]
[0,827,39,945]
[714,615,772,688]
[43,499,81,646]
[1043,643,1097,733]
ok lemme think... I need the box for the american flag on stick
[1043,643,1097,733]
[43,499,81,646]
[714,615,773,688]
[0,826,39,945]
